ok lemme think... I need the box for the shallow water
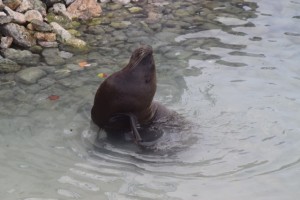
[1,0,300,199]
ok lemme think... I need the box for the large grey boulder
[2,48,40,65]
[16,67,47,84]
[1,23,36,47]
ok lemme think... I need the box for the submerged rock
[42,48,65,65]
[0,58,21,73]
[65,37,87,51]
[1,23,36,47]
[110,21,131,29]
[16,67,47,84]
[1,48,40,65]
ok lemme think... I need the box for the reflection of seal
[91,45,175,146]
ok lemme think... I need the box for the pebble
[59,51,73,59]
[16,67,47,84]
[110,21,131,29]
[128,7,143,14]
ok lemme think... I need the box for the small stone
[34,32,56,42]
[3,0,21,10]
[16,67,47,84]
[30,19,53,32]
[59,51,73,59]
[110,21,131,29]
[1,23,36,47]
[2,48,40,65]
[26,22,33,30]
[0,12,6,16]
[24,9,43,22]
[145,11,161,24]
[0,36,13,48]
[4,6,26,24]
[50,21,72,41]
[174,9,190,17]
[128,7,143,14]
[0,15,12,24]
[38,41,58,48]
[0,58,21,73]
[42,48,65,66]
[16,0,33,13]
[107,3,122,11]
[68,29,80,36]
[67,0,102,19]
[29,45,43,53]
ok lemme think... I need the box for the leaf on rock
[97,73,108,78]
[48,95,60,101]
[78,61,91,68]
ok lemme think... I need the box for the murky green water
[1,0,300,199]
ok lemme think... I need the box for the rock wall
[0,0,103,73]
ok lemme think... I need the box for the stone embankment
[0,0,102,73]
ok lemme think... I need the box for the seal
[91,45,176,146]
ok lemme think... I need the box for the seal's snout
[135,45,153,58]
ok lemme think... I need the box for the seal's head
[91,45,157,130]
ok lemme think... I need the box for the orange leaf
[48,95,60,101]
[78,61,91,68]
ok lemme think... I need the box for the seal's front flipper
[109,113,143,144]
